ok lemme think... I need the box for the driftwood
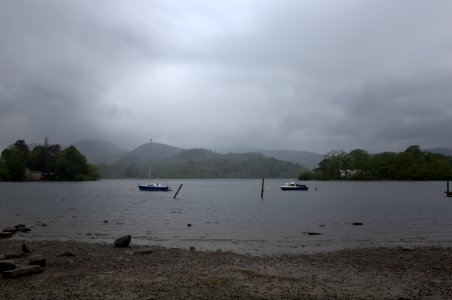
[2,265,43,278]
[133,249,153,255]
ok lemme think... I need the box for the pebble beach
[1,239,451,299]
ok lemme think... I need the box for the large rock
[0,260,16,272]
[114,234,131,247]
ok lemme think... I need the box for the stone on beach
[0,260,16,272]
[0,232,12,239]
[304,232,322,236]
[2,227,17,234]
[2,265,43,279]
[2,224,31,236]
[18,227,31,233]
[28,255,46,267]
[114,235,131,247]
[352,222,364,226]
[57,251,76,257]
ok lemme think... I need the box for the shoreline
[1,239,451,299]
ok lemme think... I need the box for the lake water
[1,179,452,254]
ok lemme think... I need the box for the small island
[0,139,98,181]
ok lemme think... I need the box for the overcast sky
[1,0,452,154]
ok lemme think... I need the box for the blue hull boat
[138,183,171,192]
[138,139,171,192]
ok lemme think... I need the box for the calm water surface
[1,179,451,254]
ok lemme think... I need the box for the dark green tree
[0,160,10,180]
[298,170,316,180]
[1,148,25,180]
[13,140,30,165]
[55,146,98,180]
[315,150,347,179]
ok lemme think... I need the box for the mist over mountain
[72,140,126,164]
[69,139,452,172]
[204,146,324,169]
[114,142,183,165]
[425,148,452,157]
[96,147,305,179]
[253,149,323,170]
[73,139,323,169]
[8,138,451,172]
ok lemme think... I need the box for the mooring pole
[260,178,265,198]
[173,184,183,199]
[447,180,450,197]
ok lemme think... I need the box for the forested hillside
[97,149,305,179]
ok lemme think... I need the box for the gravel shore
[1,239,451,299]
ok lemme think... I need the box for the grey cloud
[1,0,452,153]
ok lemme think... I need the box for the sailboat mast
[148,138,152,184]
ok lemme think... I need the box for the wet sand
[1,239,451,299]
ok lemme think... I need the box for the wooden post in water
[173,184,183,199]
[447,180,451,197]
[260,178,265,198]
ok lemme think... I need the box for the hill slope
[98,148,306,179]
[115,142,183,164]
[217,147,323,169]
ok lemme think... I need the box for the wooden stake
[260,178,265,198]
[173,184,183,199]
[447,180,451,197]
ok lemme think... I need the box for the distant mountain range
[22,139,452,171]
[71,139,324,169]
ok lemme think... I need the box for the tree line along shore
[300,145,452,181]
[2,139,452,181]
[0,139,98,181]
